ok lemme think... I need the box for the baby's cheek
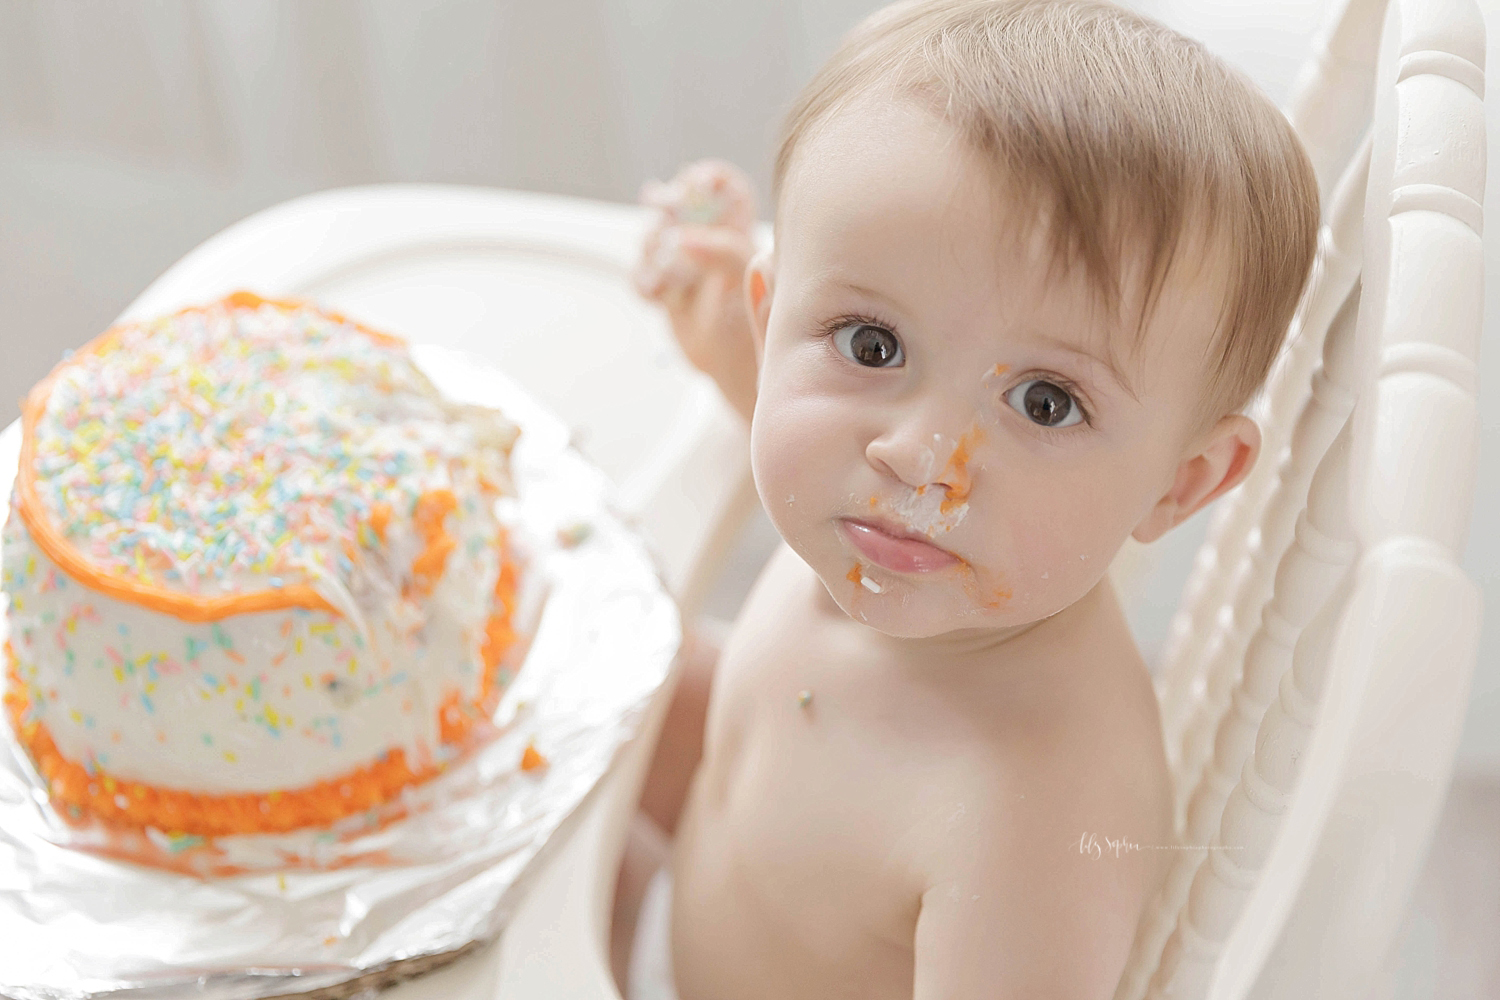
[987,485,1124,613]
[750,396,840,541]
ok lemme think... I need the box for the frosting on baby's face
[750,98,1238,640]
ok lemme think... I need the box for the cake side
[0,293,525,837]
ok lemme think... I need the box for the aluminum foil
[0,343,681,998]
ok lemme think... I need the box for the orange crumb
[408,490,458,597]
[847,564,863,585]
[478,551,521,713]
[437,689,475,746]
[749,269,767,308]
[953,558,1012,609]
[520,742,548,772]
[940,424,985,512]
[369,502,391,543]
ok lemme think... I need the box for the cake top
[16,293,518,620]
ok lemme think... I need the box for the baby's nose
[865,427,968,492]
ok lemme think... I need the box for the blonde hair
[773,0,1319,422]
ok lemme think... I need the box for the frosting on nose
[876,422,986,538]
[916,432,952,484]
[890,482,968,537]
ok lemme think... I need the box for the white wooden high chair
[1118,0,1487,994]
[111,0,1485,993]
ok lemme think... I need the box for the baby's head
[744,0,1318,638]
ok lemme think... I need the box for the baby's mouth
[839,518,960,573]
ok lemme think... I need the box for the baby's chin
[810,561,1042,639]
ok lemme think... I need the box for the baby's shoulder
[911,626,1174,936]
[906,686,1173,997]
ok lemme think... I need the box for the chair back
[1118,0,1487,996]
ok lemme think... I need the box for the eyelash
[816,310,904,352]
[815,311,1094,435]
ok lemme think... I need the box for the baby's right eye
[831,322,904,368]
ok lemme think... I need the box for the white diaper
[627,866,680,1000]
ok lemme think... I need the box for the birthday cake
[0,292,525,839]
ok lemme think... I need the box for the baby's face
[751,98,1235,639]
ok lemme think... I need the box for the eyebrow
[1030,335,1139,403]
[840,281,911,316]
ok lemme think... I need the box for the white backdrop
[3,0,1499,771]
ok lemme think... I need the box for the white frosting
[889,484,968,538]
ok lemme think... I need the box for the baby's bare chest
[672,553,990,998]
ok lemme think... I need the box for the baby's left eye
[1006,379,1084,428]
[831,323,904,368]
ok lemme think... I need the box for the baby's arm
[638,621,719,836]
[912,768,1153,999]
[632,159,760,424]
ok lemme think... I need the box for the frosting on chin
[1,294,525,838]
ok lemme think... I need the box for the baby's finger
[640,177,689,221]
[637,230,708,301]
[632,226,671,298]
[681,160,757,231]
[674,225,756,273]
[631,260,666,299]
[657,279,693,320]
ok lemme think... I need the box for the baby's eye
[1006,379,1084,428]
[832,323,904,368]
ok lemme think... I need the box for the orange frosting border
[2,535,521,838]
[15,291,409,624]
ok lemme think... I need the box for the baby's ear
[744,249,775,360]
[1132,414,1260,544]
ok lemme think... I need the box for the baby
[620,1,1319,997]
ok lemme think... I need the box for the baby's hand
[632,159,760,423]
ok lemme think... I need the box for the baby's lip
[839,518,960,573]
